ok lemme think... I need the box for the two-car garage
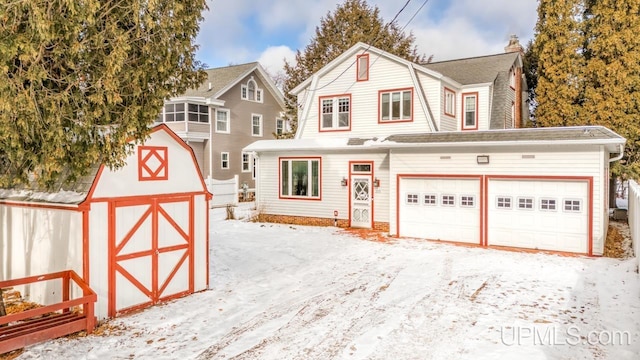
[398,176,591,254]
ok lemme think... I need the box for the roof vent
[208,82,212,90]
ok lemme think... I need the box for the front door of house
[350,162,374,229]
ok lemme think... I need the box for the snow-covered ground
[13,204,640,359]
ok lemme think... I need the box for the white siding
[389,146,606,254]
[89,202,109,320]
[460,86,491,131]
[91,130,204,199]
[194,194,208,291]
[417,72,446,131]
[297,52,434,139]
[0,206,83,306]
[256,151,389,224]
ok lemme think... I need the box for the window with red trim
[379,89,412,122]
[138,146,168,181]
[280,158,321,199]
[462,93,478,130]
[357,54,369,81]
[319,95,350,131]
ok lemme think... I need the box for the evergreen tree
[523,39,539,123]
[533,0,585,127]
[0,0,207,188]
[582,0,640,178]
[280,0,427,138]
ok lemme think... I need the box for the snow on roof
[244,137,354,152]
[0,188,86,205]
[244,126,625,154]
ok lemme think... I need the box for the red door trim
[348,161,374,229]
[485,175,593,256]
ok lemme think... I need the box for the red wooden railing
[0,270,97,354]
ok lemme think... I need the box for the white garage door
[399,178,481,243]
[487,180,588,253]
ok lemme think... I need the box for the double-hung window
[444,87,456,117]
[462,92,478,130]
[280,158,321,199]
[276,118,285,135]
[379,89,412,122]
[241,152,251,172]
[319,95,350,131]
[251,114,263,136]
[221,152,229,169]
[215,109,230,133]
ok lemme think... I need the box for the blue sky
[195,0,538,76]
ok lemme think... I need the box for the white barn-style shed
[245,126,625,256]
[0,124,210,320]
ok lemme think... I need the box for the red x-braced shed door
[109,196,194,317]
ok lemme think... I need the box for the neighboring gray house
[156,62,285,189]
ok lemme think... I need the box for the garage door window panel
[423,194,437,205]
[406,193,419,204]
[540,198,557,211]
[517,197,534,210]
[497,196,512,209]
[460,195,475,207]
[563,199,582,212]
[442,195,456,206]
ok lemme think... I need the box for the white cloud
[257,45,297,76]
[196,0,538,68]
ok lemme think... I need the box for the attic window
[357,54,369,81]
[509,67,517,89]
[241,77,264,103]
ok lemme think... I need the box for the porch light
[477,155,490,164]
[341,177,348,186]
[374,178,381,188]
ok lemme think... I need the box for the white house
[244,42,626,256]
[0,124,210,320]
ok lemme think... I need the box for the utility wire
[302,0,414,93]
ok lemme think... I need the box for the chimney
[504,34,524,54]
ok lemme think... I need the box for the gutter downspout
[609,144,624,163]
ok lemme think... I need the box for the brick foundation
[256,213,389,232]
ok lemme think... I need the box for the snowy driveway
[14,207,640,360]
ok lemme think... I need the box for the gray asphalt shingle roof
[182,62,258,98]
[423,52,520,85]
[384,126,623,144]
